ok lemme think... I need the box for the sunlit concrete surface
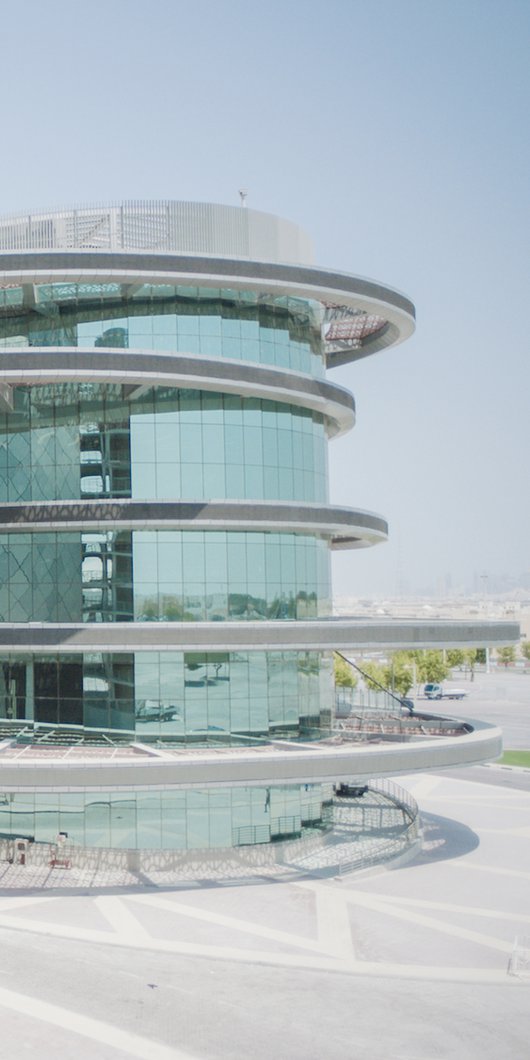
[417,667,530,749]
[0,768,528,1059]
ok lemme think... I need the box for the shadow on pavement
[406,810,479,866]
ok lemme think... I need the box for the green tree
[385,659,414,696]
[521,642,530,663]
[447,649,466,669]
[361,661,387,691]
[140,597,159,621]
[392,650,423,667]
[497,646,516,668]
[462,649,480,681]
[356,658,412,697]
[163,596,195,622]
[333,654,357,688]
[416,651,451,684]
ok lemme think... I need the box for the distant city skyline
[334,570,530,602]
[334,569,530,601]
[0,0,527,597]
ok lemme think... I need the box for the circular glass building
[0,201,513,856]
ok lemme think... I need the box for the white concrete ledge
[0,499,388,549]
[0,252,416,363]
[0,720,502,791]
[0,618,518,653]
[0,348,355,437]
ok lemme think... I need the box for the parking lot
[414,667,529,747]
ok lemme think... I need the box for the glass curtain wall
[0,280,334,744]
[0,284,325,377]
[0,531,330,624]
[0,783,333,849]
[0,650,333,738]
[0,387,328,504]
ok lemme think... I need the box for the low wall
[0,780,420,880]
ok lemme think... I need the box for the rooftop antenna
[238,189,248,207]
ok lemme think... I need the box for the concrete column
[25,662,34,720]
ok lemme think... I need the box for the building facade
[0,201,517,854]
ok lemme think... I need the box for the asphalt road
[416,668,530,749]
[445,764,530,790]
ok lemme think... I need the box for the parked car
[400,698,415,714]
[334,783,369,798]
[136,702,179,722]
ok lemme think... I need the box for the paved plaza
[0,767,528,1058]
[0,670,527,1058]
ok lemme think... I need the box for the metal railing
[334,779,419,876]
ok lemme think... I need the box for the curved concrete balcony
[0,716,502,792]
[0,618,519,654]
[0,250,415,365]
[0,499,388,549]
[0,349,355,437]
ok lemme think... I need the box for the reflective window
[0,387,328,504]
[0,783,330,850]
[0,283,325,378]
[0,534,81,622]
[0,650,333,740]
[0,530,331,623]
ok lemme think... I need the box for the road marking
[420,795,530,804]
[478,825,530,838]
[405,776,441,799]
[314,887,354,959]
[0,902,516,984]
[127,892,329,957]
[0,983,191,1059]
[340,889,513,954]
[95,896,150,941]
[369,893,530,923]
[0,907,345,970]
[450,860,530,881]
[0,895,58,912]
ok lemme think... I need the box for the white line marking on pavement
[0,904,516,984]
[314,887,354,959]
[404,776,441,799]
[0,906,345,970]
[478,826,530,838]
[371,893,530,923]
[420,795,530,804]
[450,860,530,881]
[0,983,191,1059]
[0,895,59,912]
[95,896,150,941]
[340,889,513,954]
[126,892,331,957]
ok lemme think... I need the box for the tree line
[334,645,529,695]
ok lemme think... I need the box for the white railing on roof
[0,201,314,265]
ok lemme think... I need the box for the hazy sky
[0,0,528,597]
